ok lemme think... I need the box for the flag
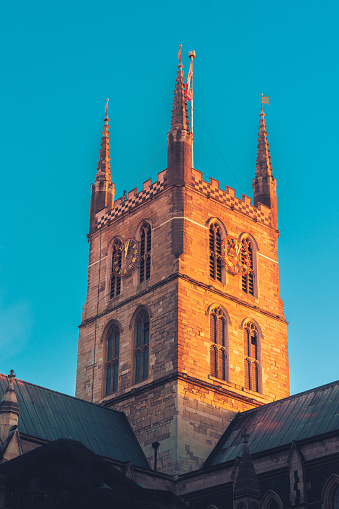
[261,95,270,105]
[185,61,193,101]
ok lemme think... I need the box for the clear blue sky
[0,0,338,396]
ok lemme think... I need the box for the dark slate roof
[0,438,187,509]
[204,380,339,468]
[0,438,142,493]
[0,374,150,469]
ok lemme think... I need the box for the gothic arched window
[210,308,228,381]
[134,310,150,383]
[262,491,284,509]
[244,322,260,392]
[333,486,339,509]
[140,223,151,283]
[110,240,122,299]
[241,237,255,296]
[209,223,222,282]
[267,501,279,509]
[105,324,120,395]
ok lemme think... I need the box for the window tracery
[140,223,151,283]
[261,491,283,509]
[210,307,228,381]
[105,324,120,395]
[244,321,260,392]
[110,240,122,298]
[134,309,150,383]
[209,223,223,282]
[241,237,255,296]
[333,485,339,509]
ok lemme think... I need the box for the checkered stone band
[96,177,168,229]
[96,174,271,231]
[192,177,272,227]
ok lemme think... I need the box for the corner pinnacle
[255,98,273,178]
[96,100,111,182]
[170,60,190,133]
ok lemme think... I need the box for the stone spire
[252,102,278,230]
[0,370,20,445]
[166,58,193,186]
[233,430,261,509]
[89,100,115,233]
[96,101,112,182]
[170,61,190,133]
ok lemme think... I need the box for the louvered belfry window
[134,310,150,383]
[241,238,254,296]
[105,324,120,395]
[209,224,222,282]
[140,223,151,283]
[244,322,259,392]
[110,241,122,298]
[210,308,227,380]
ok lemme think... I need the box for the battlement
[96,169,167,230]
[191,169,273,227]
[94,167,273,232]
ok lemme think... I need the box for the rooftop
[0,374,150,469]
[204,380,339,467]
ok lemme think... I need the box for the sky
[0,0,338,396]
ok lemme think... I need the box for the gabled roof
[0,374,150,469]
[204,380,339,468]
[0,438,187,509]
[0,438,141,492]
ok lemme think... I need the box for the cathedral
[0,55,338,509]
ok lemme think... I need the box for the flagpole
[188,50,196,168]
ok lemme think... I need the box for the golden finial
[188,49,196,59]
[105,98,109,117]
[261,93,270,105]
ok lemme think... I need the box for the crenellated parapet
[191,169,273,228]
[94,166,274,233]
[96,170,167,230]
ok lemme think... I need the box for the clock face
[112,239,139,277]
[221,236,251,276]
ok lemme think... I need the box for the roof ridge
[203,379,339,469]
[236,379,339,419]
[0,373,125,417]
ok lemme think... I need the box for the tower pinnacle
[167,57,193,185]
[255,103,273,179]
[89,101,115,232]
[252,97,278,229]
[170,61,190,133]
[0,370,20,445]
[233,434,261,505]
[96,99,111,182]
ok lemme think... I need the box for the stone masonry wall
[76,163,289,475]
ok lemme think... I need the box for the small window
[209,223,222,282]
[105,324,120,395]
[110,241,122,298]
[140,223,151,283]
[210,308,228,381]
[241,238,255,296]
[244,322,260,392]
[333,486,339,509]
[134,310,150,383]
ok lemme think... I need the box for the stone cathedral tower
[75,59,289,475]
